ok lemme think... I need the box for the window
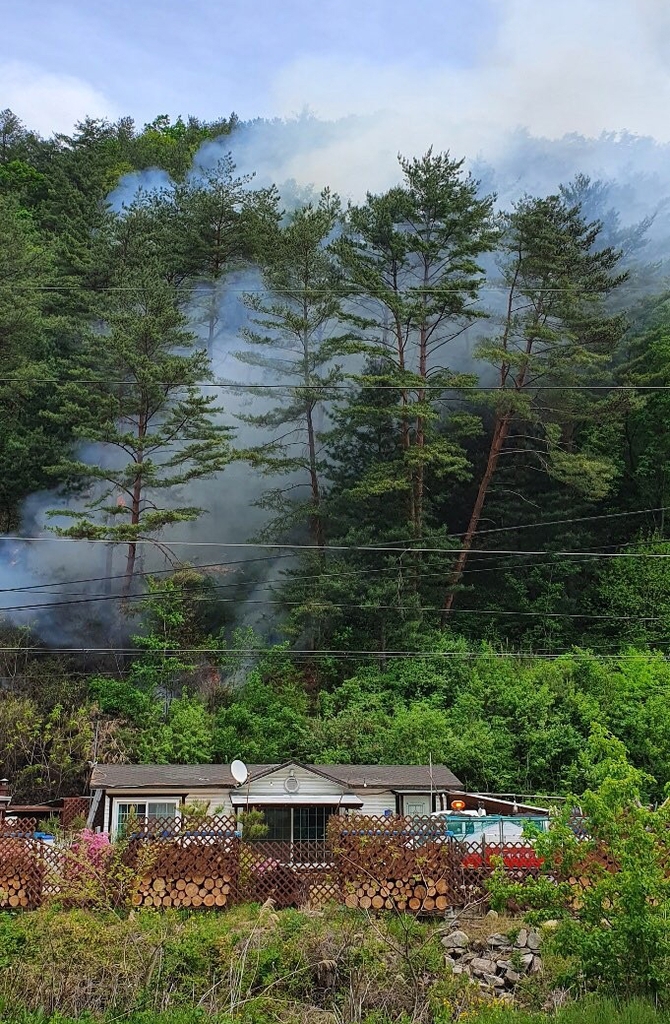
[262,806,291,842]
[295,806,332,841]
[249,805,336,842]
[114,800,179,835]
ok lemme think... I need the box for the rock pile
[440,922,546,995]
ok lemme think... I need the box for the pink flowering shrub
[63,829,112,888]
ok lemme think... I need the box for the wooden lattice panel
[124,816,240,910]
[0,836,46,908]
[236,840,337,909]
[0,814,550,914]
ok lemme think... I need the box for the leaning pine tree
[48,200,235,594]
[442,190,627,617]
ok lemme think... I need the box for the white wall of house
[183,790,233,815]
[101,766,439,834]
[356,790,397,816]
[243,764,349,803]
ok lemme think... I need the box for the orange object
[450,799,466,811]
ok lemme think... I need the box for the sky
[3,0,670,141]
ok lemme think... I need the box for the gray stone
[470,957,497,975]
[486,909,500,919]
[441,930,470,949]
[452,965,466,975]
[496,960,511,970]
[505,969,521,984]
[527,931,541,951]
[444,956,456,969]
[515,928,528,948]
[486,933,508,947]
[530,955,543,974]
[519,953,534,969]
[484,973,506,988]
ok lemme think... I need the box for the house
[87,760,548,841]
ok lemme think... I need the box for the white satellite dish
[231,759,248,786]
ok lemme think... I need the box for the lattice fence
[0,813,548,913]
[123,816,240,909]
[329,814,476,911]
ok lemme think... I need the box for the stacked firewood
[132,871,234,908]
[0,839,42,909]
[344,876,453,912]
[0,871,32,908]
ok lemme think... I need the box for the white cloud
[0,60,117,135]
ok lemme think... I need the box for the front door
[404,796,431,817]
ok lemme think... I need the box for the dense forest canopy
[3,107,670,804]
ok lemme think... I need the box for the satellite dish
[231,759,248,786]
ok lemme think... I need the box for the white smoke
[7,0,670,644]
[262,0,670,198]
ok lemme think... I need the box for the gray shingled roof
[89,761,462,791]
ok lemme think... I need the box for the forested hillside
[3,107,670,803]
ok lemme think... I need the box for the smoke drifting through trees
[2,111,670,648]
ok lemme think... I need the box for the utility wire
[8,283,638,294]
[1,587,668,621]
[2,537,670,556]
[0,553,296,595]
[0,378,659,390]
[1,505,662,596]
[0,646,666,661]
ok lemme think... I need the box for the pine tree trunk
[123,471,142,597]
[306,403,324,549]
[442,412,512,619]
[123,406,146,596]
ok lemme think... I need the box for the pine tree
[442,192,627,616]
[174,156,280,358]
[334,149,495,541]
[47,200,235,593]
[236,190,355,547]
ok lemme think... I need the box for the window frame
[112,798,181,837]
[247,804,337,842]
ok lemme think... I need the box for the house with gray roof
[87,760,546,842]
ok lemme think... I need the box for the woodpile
[329,814,466,913]
[0,839,43,909]
[344,875,453,912]
[0,871,32,908]
[132,871,234,908]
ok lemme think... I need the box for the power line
[0,378,660,390]
[8,283,635,294]
[0,553,296,596]
[1,586,668,621]
[3,536,670,557]
[0,645,666,660]
[470,505,670,536]
[1,505,662,598]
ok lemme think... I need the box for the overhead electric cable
[0,587,668,621]
[0,646,666,661]
[0,378,660,390]
[3,537,670,557]
[1,505,662,597]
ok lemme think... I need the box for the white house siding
[184,790,233,815]
[356,790,397,816]
[242,763,349,803]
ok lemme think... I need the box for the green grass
[472,997,668,1023]
[0,908,669,1024]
